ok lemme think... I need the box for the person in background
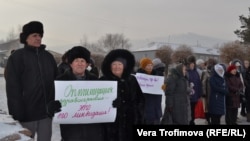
[152,58,166,76]
[225,64,243,125]
[56,46,103,141]
[200,58,217,124]
[244,60,250,122]
[137,57,162,125]
[5,21,61,141]
[57,49,70,76]
[99,49,145,141]
[209,64,228,125]
[161,62,191,125]
[242,59,250,119]
[231,59,246,117]
[196,58,205,77]
[87,58,99,77]
[186,55,202,125]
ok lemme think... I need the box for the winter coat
[5,44,58,122]
[100,49,145,141]
[244,67,250,112]
[187,68,202,102]
[162,64,191,125]
[56,69,105,141]
[57,62,70,76]
[201,69,212,113]
[136,68,163,122]
[209,70,228,115]
[224,72,243,108]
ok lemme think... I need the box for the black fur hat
[187,55,196,64]
[101,49,135,78]
[19,21,44,44]
[68,46,90,64]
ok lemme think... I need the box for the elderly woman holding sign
[56,46,104,141]
[99,49,145,141]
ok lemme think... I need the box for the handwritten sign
[53,81,117,124]
[135,73,164,95]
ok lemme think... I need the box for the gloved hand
[47,100,62,117]
[112,98,121,108]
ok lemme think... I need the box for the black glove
[47,100,62,117]
[112,98,122,108]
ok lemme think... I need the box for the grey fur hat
[152,58,165,69]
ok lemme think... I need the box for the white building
[131,42,220,62]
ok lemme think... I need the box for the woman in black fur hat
[99,49,145,141]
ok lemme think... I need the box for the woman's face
[70,58,88,76]
[189,63,195,70]
[145,64,153,73]
[111,61,124,78]
[230,68,237,75]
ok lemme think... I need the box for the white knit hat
[196,59,205,65]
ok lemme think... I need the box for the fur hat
[152,58,165,69]
[140,58,153,69]
[227,65,237,72]
[101,49,135,78]
[187,55,196,64]
[20,21,44,44]
[68,46,90,64]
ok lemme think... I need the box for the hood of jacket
[101,49,135,78]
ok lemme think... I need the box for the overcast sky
[0,0,249,53]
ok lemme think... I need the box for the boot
[247,113,250,122]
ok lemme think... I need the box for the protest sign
[53,81,117,124]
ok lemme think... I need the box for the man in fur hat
[5,21,61,141]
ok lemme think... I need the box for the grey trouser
[20,117,52,141]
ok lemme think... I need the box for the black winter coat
[100,49,145,141]
[99,75,144,141]
[136,68,163,122]
[5,45,58,122]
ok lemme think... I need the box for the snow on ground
[0,67,249,140]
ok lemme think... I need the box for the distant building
[131,42,220,62]
[0,39,22,67]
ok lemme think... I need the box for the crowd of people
[4,20,250,141]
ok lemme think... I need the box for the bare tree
[219,41,245,64]
[91,53,105,76]
[171,44,193,63]
[98,33,131,51]
[155,45,173,75]
[80,35,106,54]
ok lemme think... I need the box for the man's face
[26,33,42,47]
